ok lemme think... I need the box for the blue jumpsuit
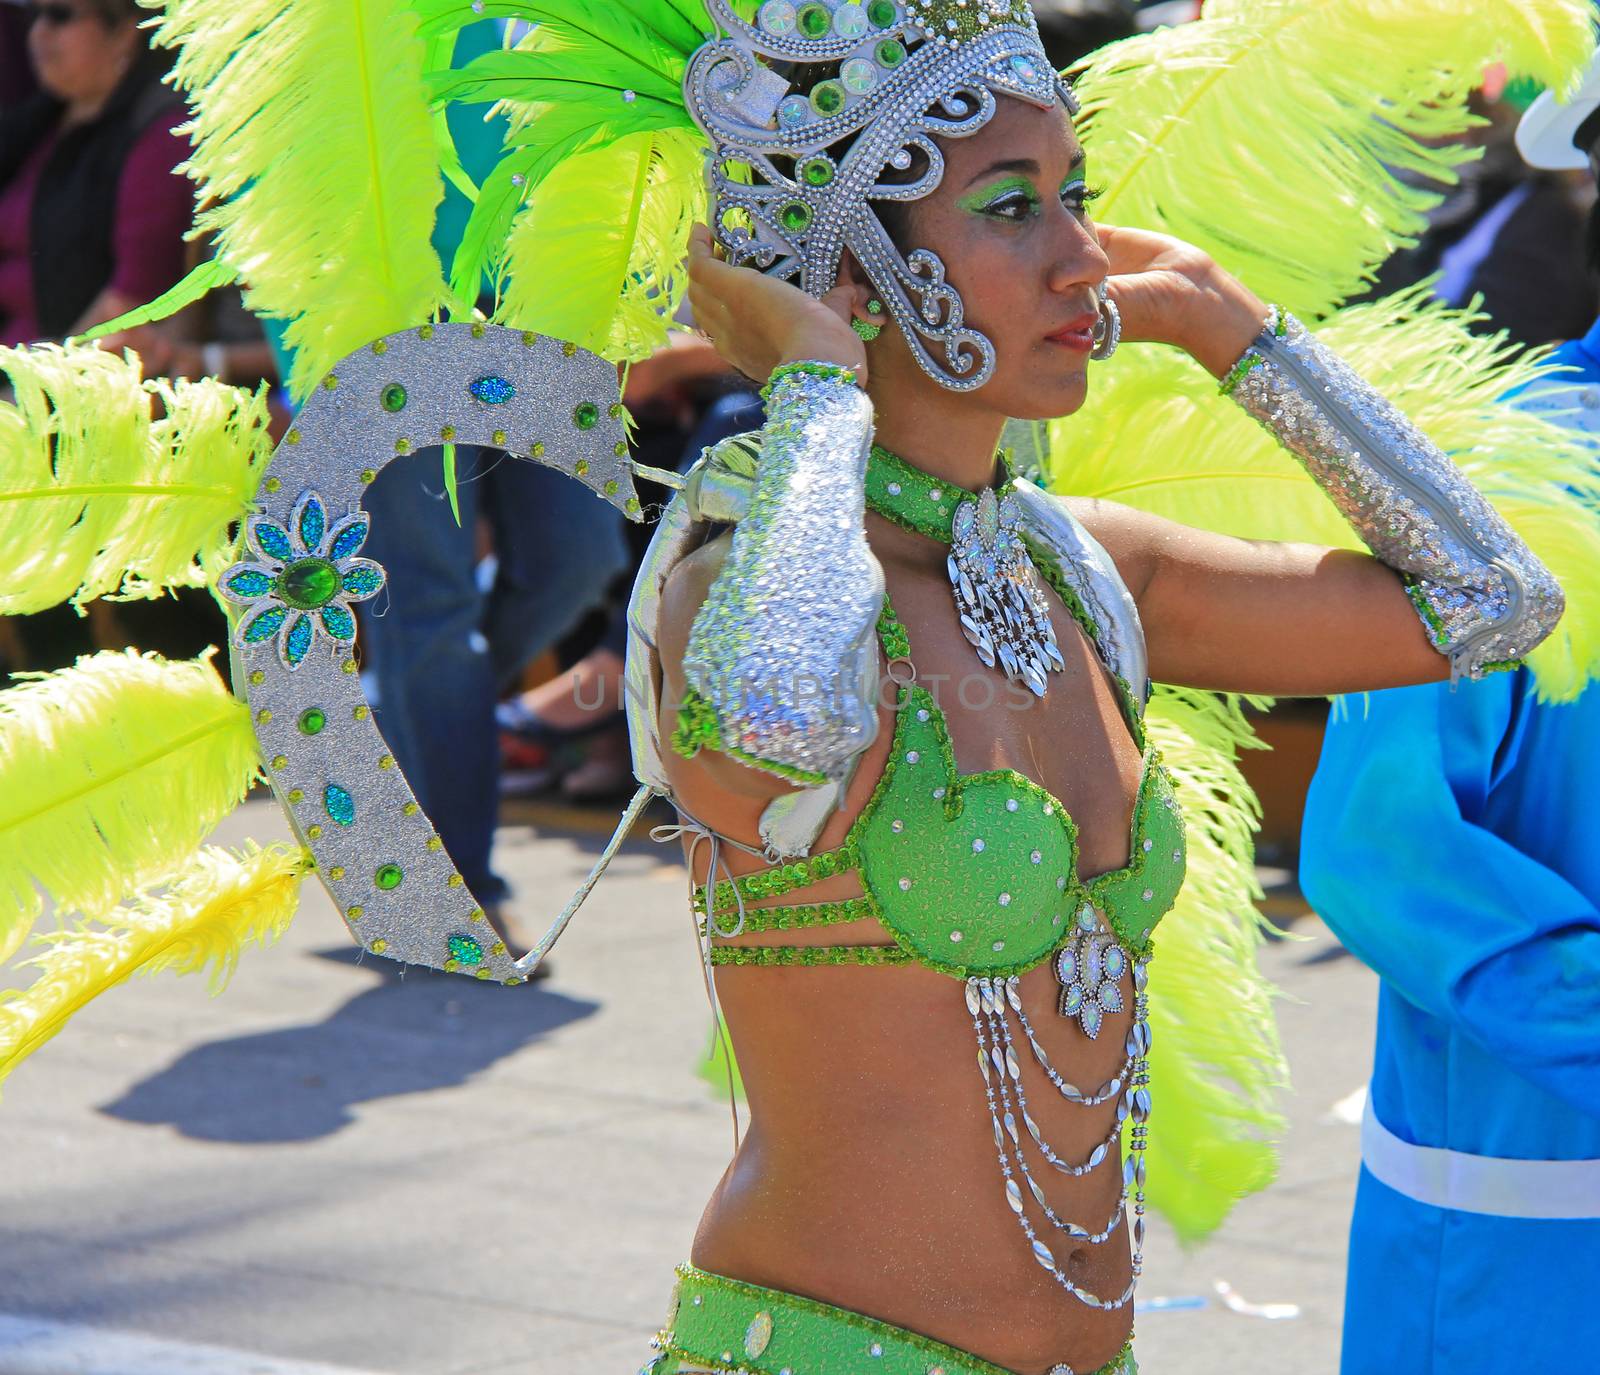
[1299,321,1600,1374]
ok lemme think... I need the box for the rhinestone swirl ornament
[684,0,1071,391]
[948,487,1064,696]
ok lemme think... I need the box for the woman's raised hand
[687,224,868,383]
[1094,224,1269,380]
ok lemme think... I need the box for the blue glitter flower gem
[468,375,516,405]
[219,489,387,672]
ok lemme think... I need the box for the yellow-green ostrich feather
[502,127,705,363]
[1142,689,1287,1242]
[0,343,268,616]
[0,843,308,1093]
[143,0,451,399]
[0,652,261,963]
[1076,0,1596,319]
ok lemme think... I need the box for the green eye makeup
[956,175,1039,218]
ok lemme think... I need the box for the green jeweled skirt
[643,1264,1137,1375]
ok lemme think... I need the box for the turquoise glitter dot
[448,934,485,965]
[325,785,355,826]
[469,375,516,404]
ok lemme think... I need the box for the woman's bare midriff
[665,526,1148,1375]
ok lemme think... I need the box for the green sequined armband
[1218,351,1265,396]
[671,686,724,759]
[760,360,859,402]
[1403,576,1450,651]
[877,599,911,661]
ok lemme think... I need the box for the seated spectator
[0,0,190,348]
[0,3,39,111]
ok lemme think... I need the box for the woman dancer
[623,3,1563,1372]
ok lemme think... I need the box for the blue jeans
[360,446,629,904]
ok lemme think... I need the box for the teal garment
[1299,327,1600,1375]
[262,20,507,383]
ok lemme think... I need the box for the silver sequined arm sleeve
[1226,310,1564,680]
[678,366,884,786]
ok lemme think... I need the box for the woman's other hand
[687,224,868,383]
[1095,224,1268,379]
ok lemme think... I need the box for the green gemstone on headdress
[278,558,340,610]
[447,934,484,966]
[875,37,906,66]
[574,401,599,429]
[779,201,813,233]
[810,80,844,116]
[375,864,403,890]
[796,2,830,36]
[381,383,407,412]
[800,157,834,188]
[298,707,326,735]
[868,0,896,25]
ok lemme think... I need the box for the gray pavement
[0,797,1375,1374]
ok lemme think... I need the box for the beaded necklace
[865,445,1065,696]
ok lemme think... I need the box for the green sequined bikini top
[695,457,1187,980]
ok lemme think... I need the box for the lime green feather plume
[1141,688,1287,1242]
[0,343,268,616]
[0,843,308,1093]
[1050,288,1600,703]
[413,0,714,310]
[501,128,705,362]
[1075,0,1597,319]
[144,0,452,399]
[0,651,261,964]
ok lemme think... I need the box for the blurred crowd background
[1,0,1594,946]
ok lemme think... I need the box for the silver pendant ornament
[948,486,1064,696]
[1054,903,1126,1038]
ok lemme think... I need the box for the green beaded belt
[651,1264,1137,1375]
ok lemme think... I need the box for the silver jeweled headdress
[684,0,1071,390]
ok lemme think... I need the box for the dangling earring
[852,298,885,343]
[1090,296,1120,362]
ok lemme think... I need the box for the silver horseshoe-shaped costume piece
[217,322,636,983]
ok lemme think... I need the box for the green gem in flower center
[278,558,340,610]
[574,402,599,430]
[375,864,403,890]
[381,383,407,412]
[796,2,830,36]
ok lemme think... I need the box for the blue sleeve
[1300,676,1600,1115]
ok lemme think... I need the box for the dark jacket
[0,48,182,339]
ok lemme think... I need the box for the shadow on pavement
[99,954,597,1143]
